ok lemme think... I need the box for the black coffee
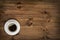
[9,24,17,32]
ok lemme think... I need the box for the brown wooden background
[0,0,60,40]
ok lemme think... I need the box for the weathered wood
[0,0,60,40]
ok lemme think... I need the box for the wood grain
[0,1,59,40]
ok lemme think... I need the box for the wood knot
[16,2,22,5]
[26,17,33,26]
[26,21,32,26]
[16,2,22,9]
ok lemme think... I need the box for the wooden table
[0,1,59,40]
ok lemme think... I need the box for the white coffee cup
[4,19,20,35]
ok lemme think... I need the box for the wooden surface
[0,1,60,40]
